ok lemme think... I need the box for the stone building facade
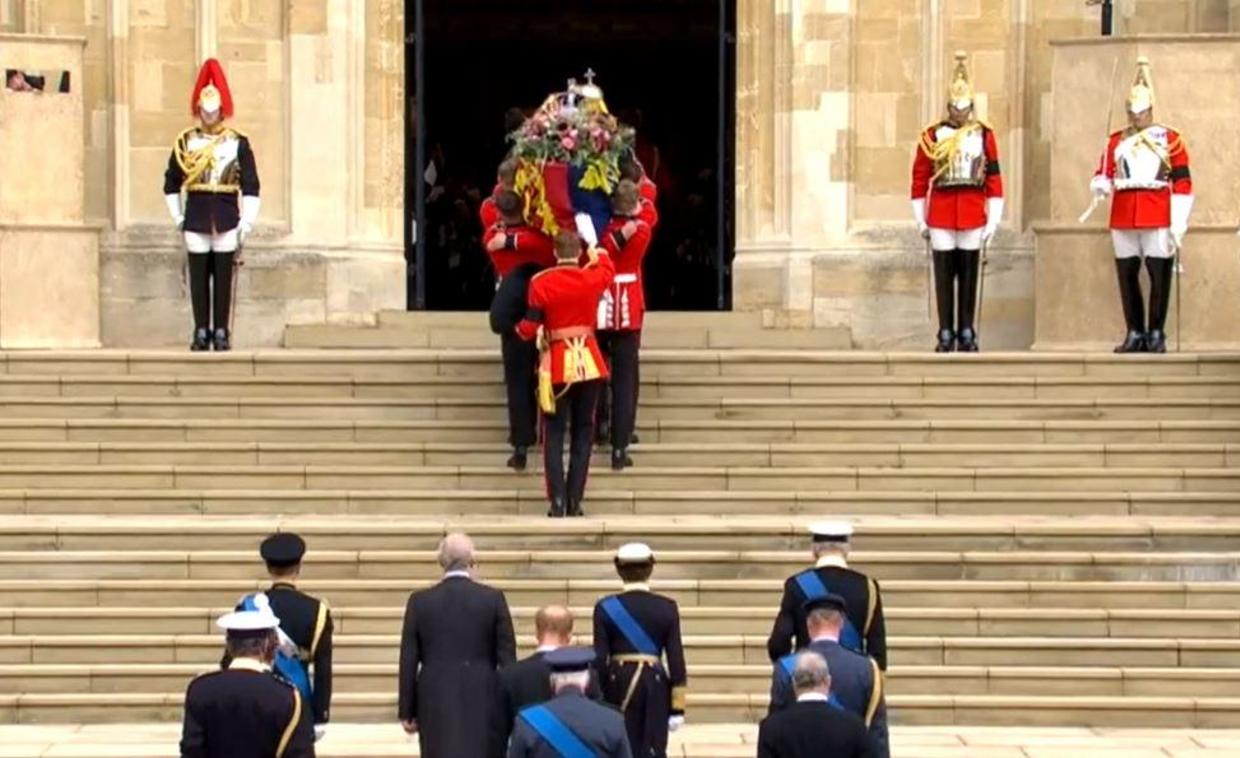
[4,0,1238,347]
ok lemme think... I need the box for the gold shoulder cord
[174,127,232,189]
[276,687,303,758]
[864,658,883,727]
[863,577,878,637]
[310,600,329,658]
[918,121,986,183]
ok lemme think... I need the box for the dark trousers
[500,331,538,449]
[932,248,980,332]
[188,252,235,331]
[1114,256,1176,332]
[598,330,641,450]
[543,380,601,504]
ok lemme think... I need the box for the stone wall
[32,0,404,348]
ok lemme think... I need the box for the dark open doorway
[405,0,735,311]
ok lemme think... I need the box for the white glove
[239,220,254,243]
[911,198,929,238]
[239,195,261,243]
[668,715,684,732]
[313,725,326,742]
[1170,193,1193,250]
[164,194,184,230]
[1090,175,1113,198]
[982,197,1004,244]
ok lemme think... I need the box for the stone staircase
[0,343,1238,750]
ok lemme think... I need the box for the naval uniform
[597,216,653,459]
[593,586,688,758]
[766,559,887,670]
[266,582,333,725]
[769,639,889,758]
[485,222,556,452]
[398,573,517,758]
[516,252,616,513]
[508,688,633,758]
[180,659,315,758]
[757,696,875,758]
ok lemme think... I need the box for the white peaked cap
[615,542,655,563]
[808,520,854,541]
[217,594,280,632]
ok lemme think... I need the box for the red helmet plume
[190,58,234,119]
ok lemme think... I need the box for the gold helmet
[948,50,974,111]
[1127,56,1154,115]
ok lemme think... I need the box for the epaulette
[270,670,298,690]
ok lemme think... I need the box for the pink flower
[561,136,576,151]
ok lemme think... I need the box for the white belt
[614,274,638,284]
[1114,180,1169,191]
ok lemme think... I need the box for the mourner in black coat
[499,605,602,736]
[758,648,875,758]
[398,533,516,758]
[181,608,315,758]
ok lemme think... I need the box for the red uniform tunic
[1095,126,1191,230]
[910,122,1003,230]
[517,253,616,387]
[483,223,556,278]
[479,197,499,230]
[598,217,653,331]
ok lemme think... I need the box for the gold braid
[173,127,233,189]
[918,121,988,183]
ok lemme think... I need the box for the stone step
[3,418,1237,445]
[2,349,1235,381]
[1,440,1239,469]
[7,488,1240,517]
[1,723,1236,758]
[0,464,1232,493]
[0,549,1234,582]
[2,691,1238,728]
[5,662,1239,700]
[0,579,1235,610]
[4,606,1235,640]
[3,514,1235,552]
[3,634,1239,669]
[1,395,1238,422]
[7,373,1240,401]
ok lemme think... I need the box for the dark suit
[398,574,517,758]
[499,649,604,737]
[267,582,333,724]
[593,590,687,758]
[767,562,887,669]
[491,262,544,450]
[769,639,889,758]
[180,664,315,758]
[508,689,633,758]
[758,700,875,758]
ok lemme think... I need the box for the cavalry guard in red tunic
[1090,57,1193,354]
[910,51,1004,353]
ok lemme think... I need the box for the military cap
[802,592,849,615]
[260,532,306,568]
[544,646,597,673]
[808,521,854,544]
[615,542,655,564]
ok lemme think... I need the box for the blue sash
[600,596,659,656]
[775,655,845,712]
[793,570,863,654]
[239,594,312,702]
[519,704,597,758]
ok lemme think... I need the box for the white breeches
[929,227,983,252]
[184,229,239,254]
[1111,229,1173,260]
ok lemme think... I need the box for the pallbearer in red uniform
[486,191,556,470]
[480,159,519,231]
[598,181,653,470]
[1090,57,1192,354]
[910,51,1004,353]
[516,233,616,518]
[164,58,260,352]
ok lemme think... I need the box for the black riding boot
[956,249,981,352]
[1113,257,1147,353]
[932,250,957,352]
[1145,256,1175,354]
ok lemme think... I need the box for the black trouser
[1146,256,1175,332]
[499,331,538,449]
[543,380,601,504]
[188,252,235,331]
[932,248,980,332]
[1115,255,1176,332]
[598,330,641,450]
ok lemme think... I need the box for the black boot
[935,328,956,353]
[566,499,584,517]
[212,328,231,352]
[1113,257,1147,353]
[956,328,979,352]
[611,448,632,471]
[507,447,528,471]
[932,250,957,353]
[547,497,566,518]
[956,250,981,352]
[1145,256,1174,354]
[190,328,211,352]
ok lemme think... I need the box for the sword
[1172,237,1183,353]
[230,244,244,336]
[1078,58,1122,224]
[924,234,933,322]
[977,239,989,336]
